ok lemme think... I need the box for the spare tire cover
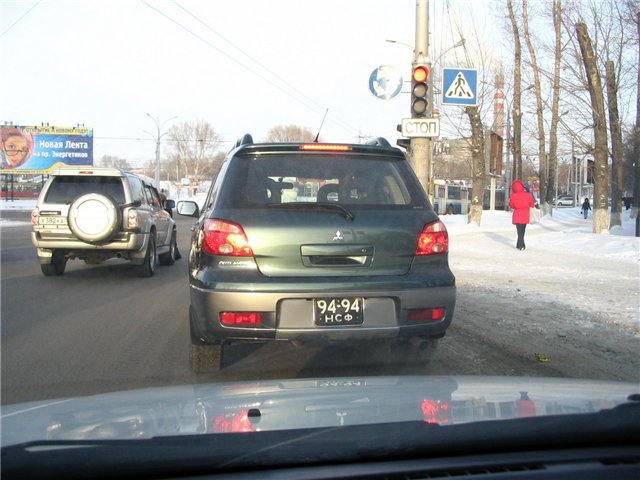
[68,193,121,243]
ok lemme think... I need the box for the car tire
[190,344,222,373]
[412,337,439,363]
[40,250,67,276]
[158,228,177,266]
[377,337,439,365]
[67,193,121,244]
[136,233,156,277]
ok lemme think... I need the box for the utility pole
[145,114,177,188]
[410,0,430,198]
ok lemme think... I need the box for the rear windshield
[217,153,427,209]
[44,176,126,204]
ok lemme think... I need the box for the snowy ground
[3,198,639,334]
[441,208,639,333]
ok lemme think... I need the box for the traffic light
[411,64,429,118]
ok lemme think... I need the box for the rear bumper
[189,282,456,344]
[31,230,148,263]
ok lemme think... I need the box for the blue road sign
[369,65,404,100]
[442,68,478,106]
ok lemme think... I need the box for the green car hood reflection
[1,376,637,445]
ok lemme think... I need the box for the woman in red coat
[509,180,535,250]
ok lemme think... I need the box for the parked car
[31,166,178,277]
[554,195,574,206]
[178,135,456,372]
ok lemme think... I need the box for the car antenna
[313,108,329,143]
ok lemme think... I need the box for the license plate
[314,297,363,326]
[39,217,66,225]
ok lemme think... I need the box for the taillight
[220,312,263,326]
[31,209,39,225]
[299,144,352,152]
[415,220,448,255]
[212,410,255,433]
[202,219,253,256]
[127,208,138,229]
[408,307,445,322]
[421,399,452,425]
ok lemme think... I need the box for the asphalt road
[2,212,638,405]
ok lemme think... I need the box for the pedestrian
[509,179,535,251]
[623,197,632,210]
[581,197,591,219]
[159,189,173,217]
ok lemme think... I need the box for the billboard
[1,125,93,174]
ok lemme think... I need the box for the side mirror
[177,200,200,217]
[164,199,175,209]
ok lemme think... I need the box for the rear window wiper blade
[266,202,354,221]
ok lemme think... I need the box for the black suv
[178,135,456,372]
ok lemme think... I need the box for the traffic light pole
[410,0,431,199]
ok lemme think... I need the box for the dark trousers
[515,224,527,249]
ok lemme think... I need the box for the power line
[140,0,359,136]
[1,0,42,37]
[171,2,324,112]
[172,0,361,136]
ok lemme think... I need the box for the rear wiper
[266,202,354,221]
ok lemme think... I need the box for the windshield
[1,0,639,474]
[44,176,126,204]
[217,153,422,208]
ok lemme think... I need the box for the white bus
[433,180,471,215]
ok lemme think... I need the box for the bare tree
[166,121,223,181]
[209,151,226,178]
[547,0,563,214]
[98,155,131,170]
[435,12,503,225]
[466,106,486,226]
[605,60,624,227]
[559,0,638,223]
[265,125,315,142]
[634,10,640,236]
[576,22,610,233]
[523,0,548,212]
[507,0,523,183]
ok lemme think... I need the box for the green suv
[31,167,178,277]
[178,136,456,372]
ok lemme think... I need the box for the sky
[1,0,500,166]
[3,196,639,331]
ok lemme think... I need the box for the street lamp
[145,113,177,188]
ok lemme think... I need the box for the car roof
[50,166,126,177]
[48,167,157,187]
[229,135,405,158]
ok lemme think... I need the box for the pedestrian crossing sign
[442,68,478,106]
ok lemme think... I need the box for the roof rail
[366,137,392,149]
[235,134,254,148]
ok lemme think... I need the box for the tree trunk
[576,22,610,234]
[466,106,485,226]
[634,12,640,236]
[507,0,523,183]
[523,0,548,214]
[547,0,562,216]
[605,60,623,228]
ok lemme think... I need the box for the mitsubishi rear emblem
[332,230,344,241]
